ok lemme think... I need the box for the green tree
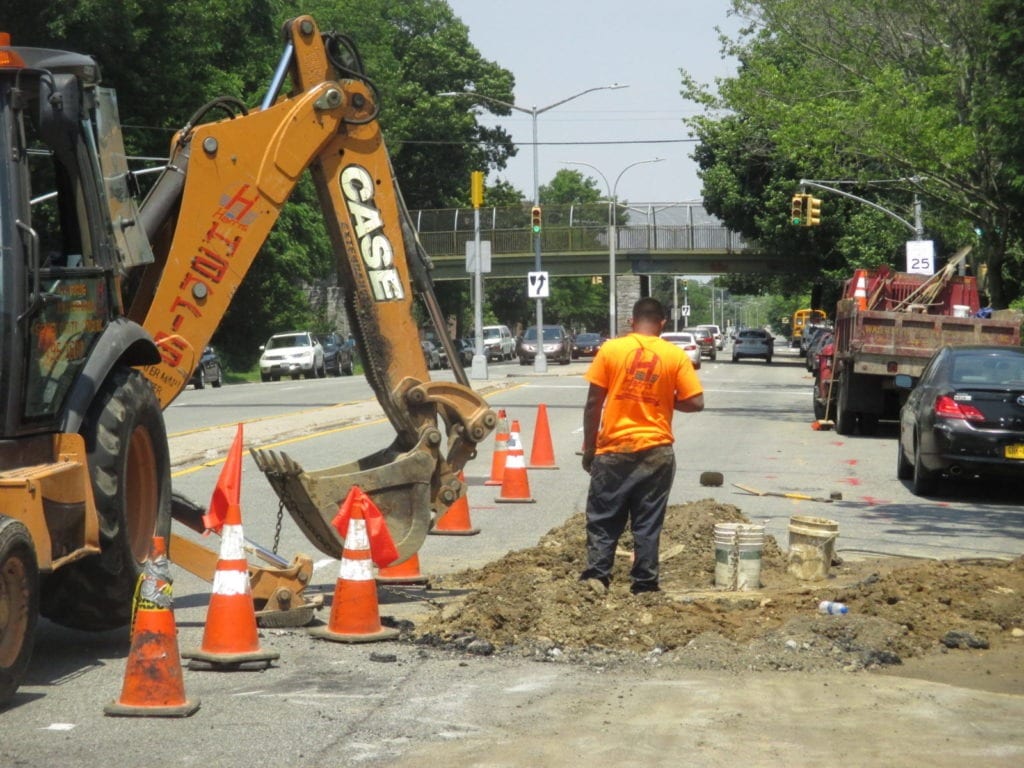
[683,0,1024,307]
[7,1,521,366]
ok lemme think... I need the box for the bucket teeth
[251,445,435,562]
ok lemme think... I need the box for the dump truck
[813,264,1021,435]
[0,16,495,705]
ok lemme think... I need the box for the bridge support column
[614,275,643,337]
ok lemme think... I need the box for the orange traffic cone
[496,420,535,503]
[376,552,429,585]
[853,269,869,311]
[484,409,510,487]
[528,403,558,469]
[182,504,279,669]
[105,537,200,717]
[311,487,400,643]
[430,472,480,535]
[183,424,278,670]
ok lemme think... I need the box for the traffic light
[790,194,807,226]
[531,206,542,233]
[806,196,822,227]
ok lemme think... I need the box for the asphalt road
[4,343,1022,767]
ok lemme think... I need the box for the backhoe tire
[39,368,171,631]
[0,517,38,709]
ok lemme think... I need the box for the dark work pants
[581,445,676,588]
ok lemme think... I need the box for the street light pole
[563,158,664,337]
[441,85,628,370]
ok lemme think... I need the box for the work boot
[630,581,660,595]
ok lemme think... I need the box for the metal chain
[273,499,284,555]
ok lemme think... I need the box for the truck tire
[39,369,171,630]
[0,517,38,708]
[834,374,856,436]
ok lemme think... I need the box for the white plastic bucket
[713,523,764,590]
[952,304,971,318]
[787,515,839,581]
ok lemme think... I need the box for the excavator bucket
[251,440,438,563]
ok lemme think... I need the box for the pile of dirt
[414,500,1024,672]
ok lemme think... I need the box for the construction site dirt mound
[414,500,1024,679]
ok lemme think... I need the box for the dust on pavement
[413,500,1024,689]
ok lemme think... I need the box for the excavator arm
[129,16,495,563]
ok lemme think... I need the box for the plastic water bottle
[818,600,848,615]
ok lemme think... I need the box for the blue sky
[443,0,742,204]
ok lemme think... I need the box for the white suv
[259,331,325,381]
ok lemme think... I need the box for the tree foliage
[683,0,1024,307]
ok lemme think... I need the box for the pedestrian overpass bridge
[409,202,809,280]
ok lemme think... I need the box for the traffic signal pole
[797,178,924,238]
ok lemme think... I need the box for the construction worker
[580,297,705,594]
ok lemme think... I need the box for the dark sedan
[189,346,223,389]
[572,332,604,359]
[896,345,1024,496]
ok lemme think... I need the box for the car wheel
[896,435,913,480]
[272,375,280,382]
[520,358,528,366]
[765,356,772,364]
[710,351,716,361]
[194,368,205,390]
[813,391,826,421]
[342,360,354,376]
[731,355,738,362]
[260,373,270,382]
[911,436,938,496]
[212,364,223,388]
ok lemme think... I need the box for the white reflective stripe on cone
[211,568,251,596]
[219,524,245,559]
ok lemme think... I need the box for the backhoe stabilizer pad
[251,446,435,562]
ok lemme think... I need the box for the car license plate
[1004,444,1024,460]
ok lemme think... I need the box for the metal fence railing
[411,203,749,256]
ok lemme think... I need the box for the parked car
[519,325,572,365]
[659,332,702,370]
[698,323,725,350]
[456,338,475,367]
[895,345,1024,496]
[800,324,831,359]
[684,327,717,361]
[732,328,774,363]
[421,339,442,369]
[572,332,604,359]
[316,333,355,376]
[805,329,834,373]
[259,331,325,381]
[482,324,516,360]
[189,346,224,389]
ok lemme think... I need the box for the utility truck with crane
[0,16,495,705]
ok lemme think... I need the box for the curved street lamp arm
[535,83,628,116]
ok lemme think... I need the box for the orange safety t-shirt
[584,333,703,454]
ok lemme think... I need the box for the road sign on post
[465,240,492,273]
[527,271,549,299]
[905,240,935,275]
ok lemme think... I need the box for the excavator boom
[131,17,494,561]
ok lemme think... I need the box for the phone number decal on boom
[340,164,404,302]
